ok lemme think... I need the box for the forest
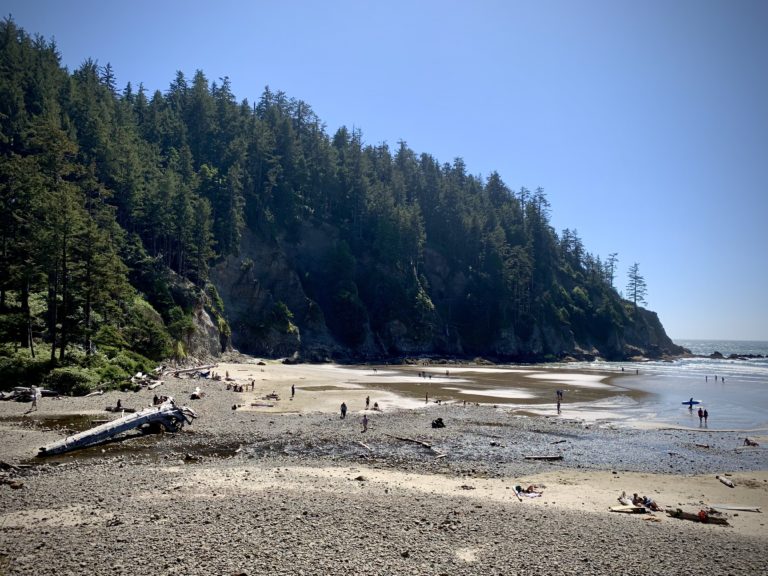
[0,19,682,394]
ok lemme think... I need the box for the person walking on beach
[291,384,295,398]
[30,386,40,412]
[698,407,704,424]
[340,402,347,419]
[703,409,708,425]
[365,396,370,409]
[362,414,368,433]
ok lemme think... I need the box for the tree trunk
[48,268,58,363]
[20,279,30,350]
[59,232,68,362]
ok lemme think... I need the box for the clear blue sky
[6,0,767,341]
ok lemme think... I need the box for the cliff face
[209,224,684,362]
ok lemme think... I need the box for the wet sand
[216,360,644,418]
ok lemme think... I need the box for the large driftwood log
[165,364,217,377]
[38,399,197,457]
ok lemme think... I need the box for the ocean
[367,340,768,431]
[583,339,768,431]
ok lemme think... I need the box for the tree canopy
[0,18,659,369]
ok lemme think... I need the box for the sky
[5,0,767,341]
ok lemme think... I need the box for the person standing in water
[703,409,709,425]
[698,407,704,424]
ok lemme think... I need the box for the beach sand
[1,360,766,575]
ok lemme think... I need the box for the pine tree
[626,262,648,314]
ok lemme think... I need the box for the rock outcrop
[209,225,685,362]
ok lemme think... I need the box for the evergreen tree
[626,262,648,313]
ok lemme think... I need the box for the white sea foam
[524,373,614,389]
[445,387,536,399]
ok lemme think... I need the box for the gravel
[0,375,766,575]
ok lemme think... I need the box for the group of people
[697,406,709,425]
[339,397,380,432]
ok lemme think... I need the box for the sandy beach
[1,360,766,575]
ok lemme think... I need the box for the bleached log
[38,400,197,457]
[165,364,217,376]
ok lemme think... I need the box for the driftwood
[357,441,372,451]
[0,387,57,402]
[667,508,729,525]
[524,454,563,461]
[383,433,446,457]
[105,406,136,413]
[717,475,735,488]
[167,364,217,377]
[38,399,197,457]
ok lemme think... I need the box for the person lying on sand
[642,496,663,511]
[632,493,662,511]
[743,437,759,447]
[515,484,544,497]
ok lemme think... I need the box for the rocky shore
[1,366,766,575]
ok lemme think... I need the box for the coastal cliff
[211,223,684,362]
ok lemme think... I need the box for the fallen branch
[357,441,372,451]
[384,433,432,448]
[384,433,445,456]
[523,454,563,461]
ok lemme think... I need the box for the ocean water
[581,339,768,431]
[675,339,768,358]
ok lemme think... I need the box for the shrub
[167,306,195,341]
[44,367,99,396]
[110,350,155,376]
[96,363,132,389]
[120,296,173,360]
[0,354,52,390]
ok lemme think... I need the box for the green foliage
[44,367,99,396]
[167,305,195,340]
[123,297,173,360]
[0,353,53,389]
[108,349,155,377]
[93,324,129,352]
[0,18,645,360]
